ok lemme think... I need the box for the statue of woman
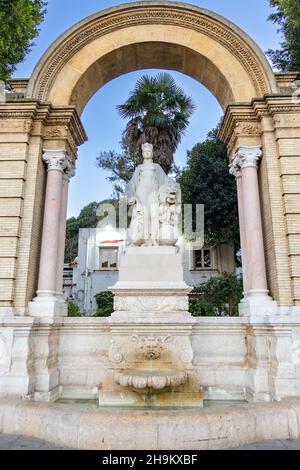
[126,143,180,246]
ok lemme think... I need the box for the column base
[239,290,278,317]
[28,291,67,319]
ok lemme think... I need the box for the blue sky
[14,0,281,218]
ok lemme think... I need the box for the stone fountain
[98,143,203,408]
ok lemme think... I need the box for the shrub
[68,302,81,317]
[188,298,215,317]
[190,272,243,317]
[94,291,114,317]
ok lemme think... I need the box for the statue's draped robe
[126,163,174,245]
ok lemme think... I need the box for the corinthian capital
[63,156,76,181]
[42,149,69,173]
[236,146,262,169]
[229,157,242,178]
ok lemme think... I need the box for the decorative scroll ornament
[63,156,76,181]
[108,340,125,364]
[229,159,242,179]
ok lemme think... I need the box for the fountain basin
[114,370,187,393]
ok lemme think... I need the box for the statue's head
[142,142,153,161]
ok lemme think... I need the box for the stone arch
[27,1,278,113]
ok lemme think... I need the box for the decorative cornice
[28,3,272,101]
[219,95,300,145]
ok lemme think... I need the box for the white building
[68,227,235,314]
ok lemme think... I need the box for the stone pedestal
[98,247,203,408]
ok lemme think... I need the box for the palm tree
[117,73,196,174]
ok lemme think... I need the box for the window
[194,249,212,270]
[99,247,118,270]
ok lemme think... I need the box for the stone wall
[1,317,300,402]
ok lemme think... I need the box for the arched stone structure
[0,1,300,403]
[27,1,277,111]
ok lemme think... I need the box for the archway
[27,1,277,111]
[1,0,300,404]
[25,1,283,316]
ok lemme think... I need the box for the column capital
[235,146,262,169]
[229,157,242,179]
[42,149,69,173]
[63,157,76,182]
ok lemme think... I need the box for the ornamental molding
[234,122,261,136]
[219,97,300,144]
[30,5,270,101]
[114,295,189,312]
[44,125,68,138]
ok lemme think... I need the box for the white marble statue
[126,143,181,246]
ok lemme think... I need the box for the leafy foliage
[97,138,140,196]
[67,302,81,317]
[117,73,195,174]
[179,127,239,247]
[65,201,99,263]
[94,291,114,317]
[0,0,47,82]
[267,0,300,71]
[97,137,181,197]
[189,272,243,317]
[188,298,216,317]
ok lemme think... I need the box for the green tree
[117,73,195,174]
[65,201,101,263]
[0,0,47,82]
[97,137,180,197]
[179,127,239,247]
[267,0,300,71]
[190,273,243,317]
[97,138,139,196]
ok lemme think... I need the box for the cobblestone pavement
[0,434,300,450]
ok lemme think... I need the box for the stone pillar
[234,146,277,317]
[229,161,249,293]
[56,160,75,301]
[29,149,69,317]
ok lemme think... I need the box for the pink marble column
[35,150,68,300]
[235,146,277,316]
[229,161,249,293]
[56,160,75,297]
[238,147,267,292]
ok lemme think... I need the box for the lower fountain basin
[114,370,187,393]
